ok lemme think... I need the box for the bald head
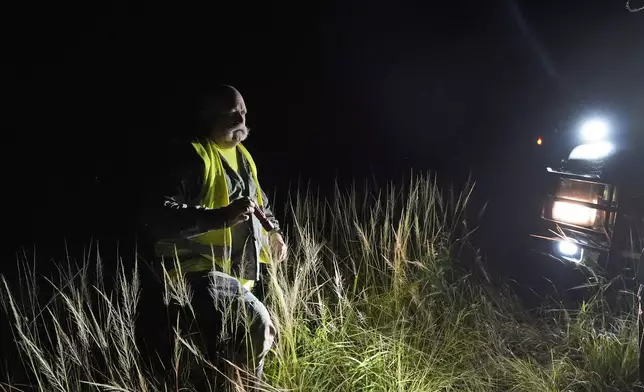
[198,85,249,148]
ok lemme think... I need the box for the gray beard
[232,129,248,141]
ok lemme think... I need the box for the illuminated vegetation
[1,175,640,391]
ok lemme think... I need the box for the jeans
[172,270,276,388]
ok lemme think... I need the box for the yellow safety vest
[156,139,271,289]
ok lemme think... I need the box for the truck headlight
[557,240,579,256]
[552,199,598,227]
[556,240,583,263]
[548,177,611,230]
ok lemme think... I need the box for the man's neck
[210,138,239,150]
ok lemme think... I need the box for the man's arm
[259,186,288,262]
[138,144,228,240]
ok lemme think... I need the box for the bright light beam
[580,119,609,142]
[558,241,579,257]
[556,241,582,263]
[552,200,598,227]
[568,141,615,160]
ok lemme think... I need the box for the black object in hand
[254,207,275,232]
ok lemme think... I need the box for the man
[138,84,287,387]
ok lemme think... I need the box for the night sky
[3,0,643,271]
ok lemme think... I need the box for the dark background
[2,0,643,273]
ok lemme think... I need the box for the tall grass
[1,174,641,391]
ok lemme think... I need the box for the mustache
[211,124,250,137]
[231,126,250,134]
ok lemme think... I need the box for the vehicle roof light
[568,141,615,160]
[580,119,609,142]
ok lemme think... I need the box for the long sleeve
[138,143,228,240]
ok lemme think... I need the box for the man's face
[208,88,249,148]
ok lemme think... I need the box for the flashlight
[254,207,276,232]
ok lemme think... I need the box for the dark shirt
[138,140,281,264]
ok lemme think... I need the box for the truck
[529,113,644,379]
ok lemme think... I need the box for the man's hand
[222,197,256,227]
[269,232,288,262]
